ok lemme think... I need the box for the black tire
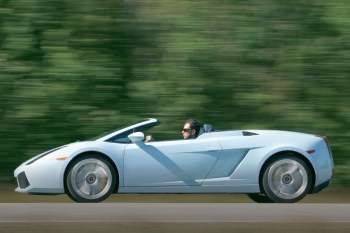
[247,193,273,203]
[262,156,312,203]
[65,154,117,203]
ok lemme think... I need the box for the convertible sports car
[14,118,334,203]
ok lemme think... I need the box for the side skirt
[118,185,259,193]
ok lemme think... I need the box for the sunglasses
[182,128,192,133]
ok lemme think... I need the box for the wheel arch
[258,150,316,194]
[63,151,120,193]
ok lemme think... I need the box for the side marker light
[307,149,316,155]
[56,156,69,161]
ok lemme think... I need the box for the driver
[145,118,214,142]
[182,119,201,139]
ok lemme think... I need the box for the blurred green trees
[0,0,349,184]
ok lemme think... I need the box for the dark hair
[185,119,201,137]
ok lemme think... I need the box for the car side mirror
[128,132,145,143]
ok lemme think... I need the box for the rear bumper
[311,137,334,189]
[312,179,331,193]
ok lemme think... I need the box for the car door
[124,138,221,186]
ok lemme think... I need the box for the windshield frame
[94,118,160,142]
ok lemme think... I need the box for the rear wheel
[262,156,312,203]
[65,155,117,203]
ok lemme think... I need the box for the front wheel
[262,156,312,203]
[65,155,117,202]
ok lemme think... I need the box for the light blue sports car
[14,118,334,203]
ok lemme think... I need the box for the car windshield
[89,127,124,141]
[106,121,159,143]
[90,118,159,142]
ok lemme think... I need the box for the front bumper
[14,156,67,194]
[16,171,30,189]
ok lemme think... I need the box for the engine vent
[242,131,258,136]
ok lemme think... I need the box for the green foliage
[0,0,349,184]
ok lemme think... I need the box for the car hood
[19,141,85,166]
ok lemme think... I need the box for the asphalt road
[0,203,350,223]
[1,203,350,233]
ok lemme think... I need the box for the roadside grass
[0,183,349,203]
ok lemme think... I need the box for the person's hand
[145,135,154,142]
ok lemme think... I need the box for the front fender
[58,142,124,190]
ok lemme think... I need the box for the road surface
[0,203,349,233]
